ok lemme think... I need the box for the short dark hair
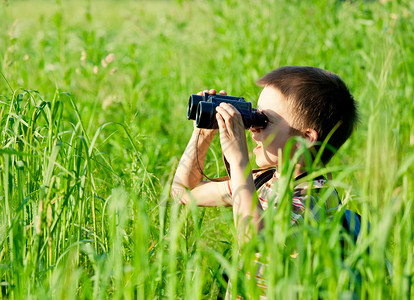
[257,66,359,163]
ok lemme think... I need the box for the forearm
[172,129,214,191]
[230,157,263,240]
[171,129,232,206]
[214,101,264,239]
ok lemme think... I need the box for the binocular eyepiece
[187,93,268,129]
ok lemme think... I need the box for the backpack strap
[342,209,362,243]
[253,168,276,190]
[253,169,309,190]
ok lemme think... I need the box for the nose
[249,126,261,133]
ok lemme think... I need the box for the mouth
[253,140,262,154]
[251,133,261,152]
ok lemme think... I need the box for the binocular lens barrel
[187,93,268,130]
[251,109,268,129]
[187,94,203,120]
[195,102,218,129]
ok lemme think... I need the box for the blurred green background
[1,0,413,298]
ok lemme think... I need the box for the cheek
[264,135,287,156]
[265,125,293,151]
[255,143,279,167]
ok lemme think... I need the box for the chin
[254,150,278,168]
[255,155,277,168]
[255,159,275,169]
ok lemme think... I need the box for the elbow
[170,184,190,205]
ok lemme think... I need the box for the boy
[171,66,358,296]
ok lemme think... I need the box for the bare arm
[215,103,264,241]
[171,89,232,207]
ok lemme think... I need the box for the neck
[294,163,307,178]
[273,163,307,180]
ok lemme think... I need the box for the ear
[303,128,318,146]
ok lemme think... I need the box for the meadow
[0,0,413,299]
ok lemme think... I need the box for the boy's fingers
[218,103,245,131]
[216,113,226,131]
[219,103,239,117]
[196,89,225,96]
[216,106,233,128]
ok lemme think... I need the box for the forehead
[257,86,291,120]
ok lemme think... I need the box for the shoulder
[293,177,340,214]
[294,177,327,195]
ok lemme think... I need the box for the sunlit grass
[1,0,413,298]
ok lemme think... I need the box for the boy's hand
[193,89,227,138]
[215,102,249,166]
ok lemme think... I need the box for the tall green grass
[1,0,413,298]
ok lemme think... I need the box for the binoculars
[187,93,268,129]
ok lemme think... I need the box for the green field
[1,0,413,299]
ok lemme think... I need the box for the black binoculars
[187,93,268,129]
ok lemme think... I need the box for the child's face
[250,86,300,168]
